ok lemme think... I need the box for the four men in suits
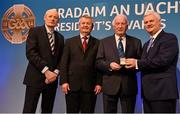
[96,14,142,113]
[126,11,179,113]
[23,8,179,113]
[23,9,64,113]
[60,15,102,113]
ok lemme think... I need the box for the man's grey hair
[144,11,161,20]
[78,15,94,23]
[44,8,58,16]
[112,14,129,26]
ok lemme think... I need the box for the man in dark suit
[23,9,64,113]
[96,14,142,113]
[60,15,102,113]
[126,11,179,113]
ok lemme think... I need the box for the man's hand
[110,62,121,71]
[61,83,70,94]
[44,70,57,84]
[125,58,137,69]
[94,85,102,95]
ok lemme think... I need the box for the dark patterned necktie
[82,36,87,52]
[48,33,55,55]
[118,37,125,57]
[146,38,154,52]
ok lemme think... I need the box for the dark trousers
[65,91,97,113]
[23,86,57,113]
[143,98,177,113]
[103,93,136,113]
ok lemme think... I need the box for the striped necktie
[48,33,55,55]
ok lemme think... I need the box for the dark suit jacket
[60,35,102,92]
[138,30,179,100]
[96,34,142,95]
[23,25,64,88]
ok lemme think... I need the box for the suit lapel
[76,35,84,53]
[42,26,54,56]
[145,30,164,54]
[86,36,94,53]
[111,35,119,59]
[153,30,164,44]
[125,35,130,57]
[77,35,95,54]
[53,31,59,56]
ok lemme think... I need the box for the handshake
[110,58,137,71]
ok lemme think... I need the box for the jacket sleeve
[96,40,112,73]
[26,28,48,72]
[59,39,70,85]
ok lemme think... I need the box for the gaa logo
[1,4,35,44]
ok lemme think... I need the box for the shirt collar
[115,34,126,42]
[45,24,54,34]
[151,29,162,40]
[80,33,90,39]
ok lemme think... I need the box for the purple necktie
[146,38,154,52]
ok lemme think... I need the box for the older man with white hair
[23,8,64,113]
[96,14,142,113]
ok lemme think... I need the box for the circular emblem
[1,4,35,44]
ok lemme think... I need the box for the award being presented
[120,57,126,66]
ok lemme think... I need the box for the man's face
[79,17,93,34]
[144,14,161,35]
[113,17,128,37]
[44,10,59,28]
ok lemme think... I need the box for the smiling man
[125,11,179,113]
[59,15,102,113]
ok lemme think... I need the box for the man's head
[44,8,59,29]
[78,15,93,36]
[143,11,161,36]
[112,14,129,37]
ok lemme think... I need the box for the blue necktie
[146,38,154,52]
[117,38,124,57]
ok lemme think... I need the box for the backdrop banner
[0,0,180,113]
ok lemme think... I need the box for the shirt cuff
[42,66,49,74]
[109,64,112,71]
[135,60,138,69]
[54,69,60,76]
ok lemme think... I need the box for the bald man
[23,8,64,113]
[96,14,142,113]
